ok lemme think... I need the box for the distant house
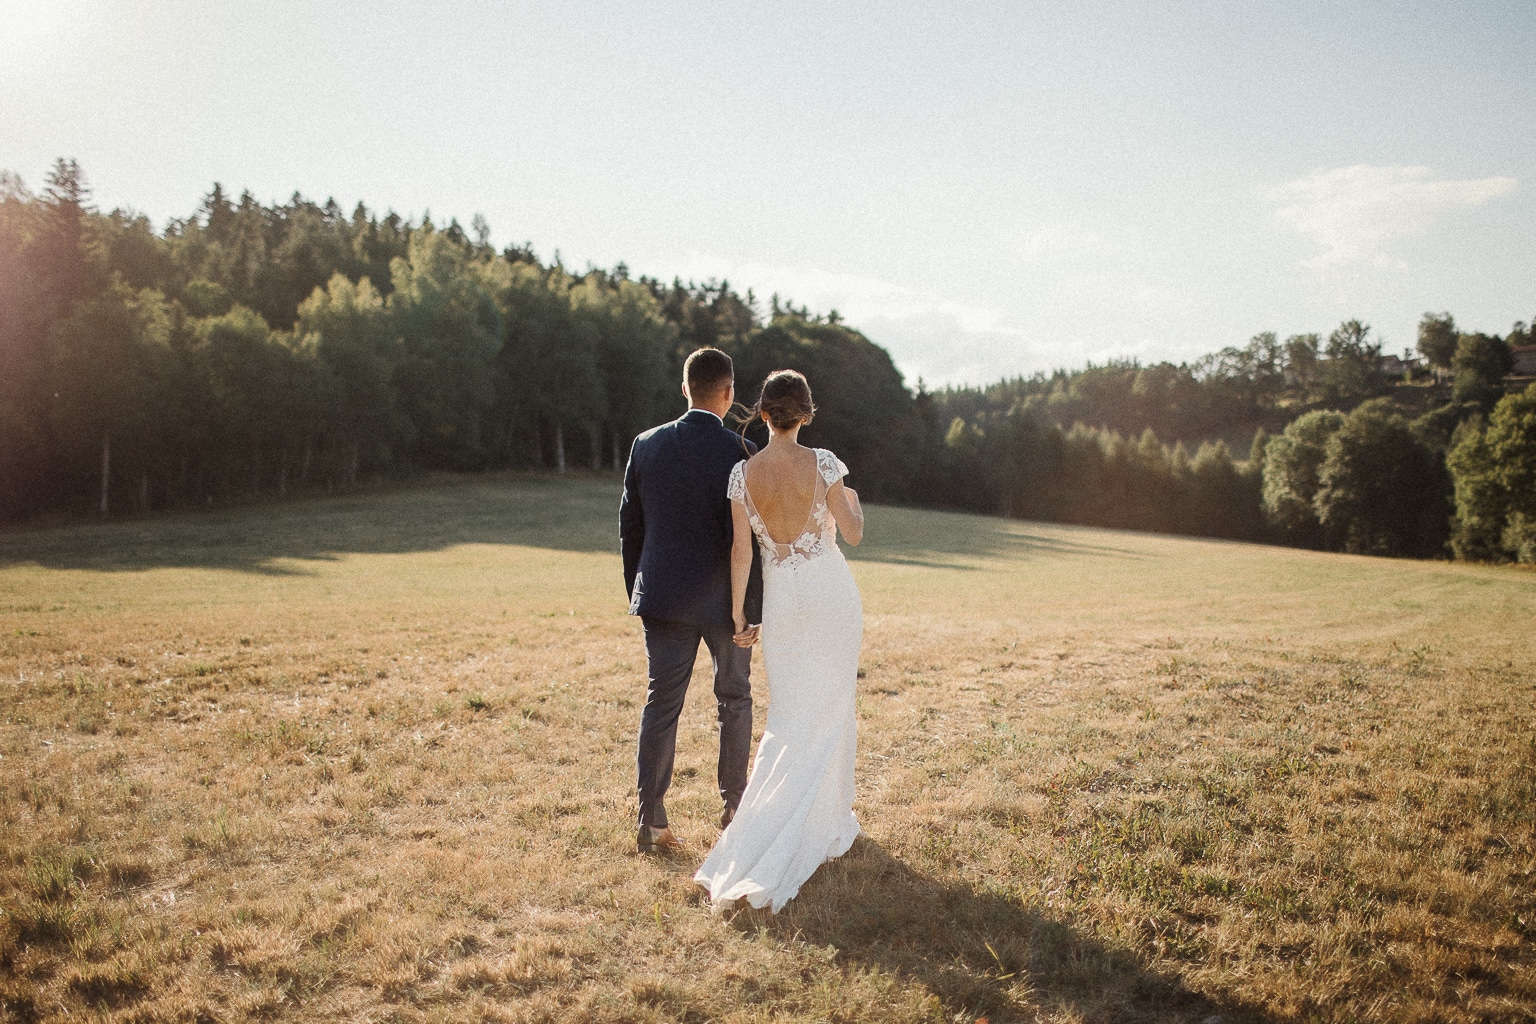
[1379,352,1420,378]
[1512,345,1536,377]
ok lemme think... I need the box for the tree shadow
[848,504,1150,569]
[0,474,623,574]
[724,837,1276,1024]
[0,473,1147,577]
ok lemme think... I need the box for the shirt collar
[684,407,723,425]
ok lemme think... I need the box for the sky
[3,0,1532,387]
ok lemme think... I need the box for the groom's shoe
[719,805,736,830]
[636,824,685,856]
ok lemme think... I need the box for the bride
[694,369,865,913]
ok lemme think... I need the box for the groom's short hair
[684,348,734,399]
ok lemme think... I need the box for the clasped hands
[732,616,761,648]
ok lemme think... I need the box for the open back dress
[694,448,863,912]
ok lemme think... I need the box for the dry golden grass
[1,474,1532,1023]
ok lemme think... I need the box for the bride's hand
[732,616,760,648]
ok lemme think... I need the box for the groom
[620,348,762,854]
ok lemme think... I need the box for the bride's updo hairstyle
[741,369,816,438]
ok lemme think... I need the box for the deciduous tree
[1261,410,1345,545]
[1448,384,1536,561]
[387,227,502,469]
[1417,312,1458,371]
[1313,400,1448,557]
[1451,333,1514,414]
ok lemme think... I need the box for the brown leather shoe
[636,825,685,855]
[719,805,736,830]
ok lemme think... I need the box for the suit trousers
[637,616,752,828]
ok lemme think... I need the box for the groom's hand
[733,624,760,648]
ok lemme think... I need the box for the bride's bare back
[743,445,818,544]
[743,442,862,546]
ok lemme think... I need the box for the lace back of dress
[734,454,837,570]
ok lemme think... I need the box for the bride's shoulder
[813,448,848,482]
[726,459,748,501]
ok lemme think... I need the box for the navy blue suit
[619,408,762,827]
[621,409,762,624]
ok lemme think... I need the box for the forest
[2,159,1533,562]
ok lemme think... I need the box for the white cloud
[677,256,1011,336]
[1017,222,1105,261]
[649,249,1218,386]
[652,252,1033,383]
[855,310,1029,387]
[1267,164,1516,270]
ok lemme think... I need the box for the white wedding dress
[694,448,863,913]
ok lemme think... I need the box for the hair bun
[755,369,815,431]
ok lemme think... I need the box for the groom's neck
[688,392,732,420]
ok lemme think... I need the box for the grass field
[1,474,1533,1023]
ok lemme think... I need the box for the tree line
[0,161,931,519]
[2,160,1532,562]
[921,311,1535,560]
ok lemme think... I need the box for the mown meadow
[1,475,1533,1023]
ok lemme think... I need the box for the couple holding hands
[619,348,865,913]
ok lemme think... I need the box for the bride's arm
[730,497,758,644]
[826,479,864,545]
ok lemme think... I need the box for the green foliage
[2,165,111,515]
[1313,400,1449,557]
[1246,426,1270,469]
[1447,419,1505,560]
[297,273,401,481]
[1451,333,1515,414]
[181,278,232,318]
[48,285,179,511]
[489,264,680,471]
[1502,513,1536,564]
[1417,312,1458,370]
[4,159,1532,567]
[97,209,173,291]
[1489,385,1536,510]
[575,275,676,468]
[1448,384,1536,561]
[1318,320,1385,408]
[1284,333,1320,394]
[935,323,1390,460]
[918,412,1262,540]
[1189,439,1262,540]
[1410,400,1477,451]
[195,303,320,491]
[386,227,502,469]
[1261,410,1345,545]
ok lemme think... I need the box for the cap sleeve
[726,461,747,505]
[815,449,849,485]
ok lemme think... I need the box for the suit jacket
[620,408,763,625]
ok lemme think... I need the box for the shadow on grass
[0,474,623,575]
[848,505,1148,569]
[727,837,1273,1024]
[0,473,1146,576]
